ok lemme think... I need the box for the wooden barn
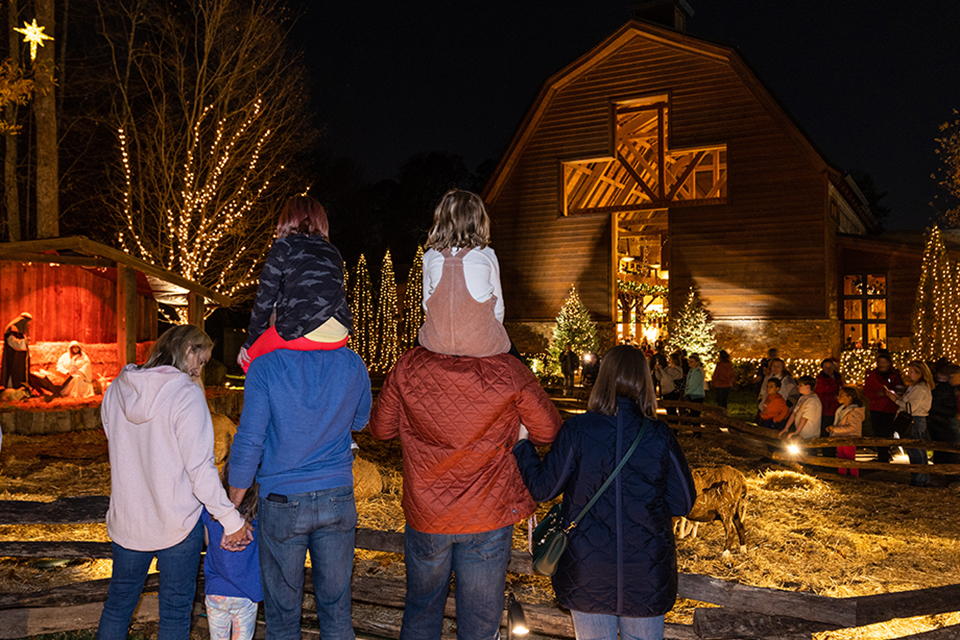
[0,236,231,380]
[483,4,937,359]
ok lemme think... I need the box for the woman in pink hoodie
[97,325,252,640]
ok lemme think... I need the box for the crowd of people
[92,190,691,640]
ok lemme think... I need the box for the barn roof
[482,18,876,229]
[0,236,233,308]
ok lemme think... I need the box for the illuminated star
[14,19,55,62]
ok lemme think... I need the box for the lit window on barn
[842,274,887,349]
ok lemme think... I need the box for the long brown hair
[907,360,934,389]
[587,345,657,417]
[424,189,491,251]
[141,325,213,375]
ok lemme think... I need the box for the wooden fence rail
[3,496,960,639]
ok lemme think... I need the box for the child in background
[760,379,790,431]
[418,189,511,358]
[829,386,864,476]
[203,460,262,640]
[238,195,352,372]
[780,375,822,441]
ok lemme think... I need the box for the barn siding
[488,30,834,325]
[0,263,157,343]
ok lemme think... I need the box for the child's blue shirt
[202,508,263,602]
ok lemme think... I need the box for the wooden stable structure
[482,5,943,357]
[0,236,232,371]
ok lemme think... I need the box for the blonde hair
[907,360,934,390]
[424,189,491,251]
[142,325,213,374]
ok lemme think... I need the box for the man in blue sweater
[229,347,371,640]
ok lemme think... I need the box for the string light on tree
[667,288,718,376]
[14,19,54,62]
[348,254,376,366]
[400,245,425,352]
[547,286,599,377]
[912,226,960,362]
[373,250,401,373]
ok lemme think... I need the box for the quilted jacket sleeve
[368,366,403,441]
[511,360,562,445]
[662,427,696,517]
[513,420,577,503]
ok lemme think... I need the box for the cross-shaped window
[562,97,727,216]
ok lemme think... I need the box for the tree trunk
[34,0,58,239]
[5,0,21,241]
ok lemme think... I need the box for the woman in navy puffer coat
[514,345,696,639]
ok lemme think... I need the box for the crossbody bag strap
[565,413,648,533]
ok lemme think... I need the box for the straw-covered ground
[2,425,960,639]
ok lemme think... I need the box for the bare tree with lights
[934,110,960,228]
[96,0,315,318]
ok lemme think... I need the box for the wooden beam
[117,263,137,366]
[0,253,114,268]
[692,607,837,639]
[186,291,205,329]
[854,584,960,627]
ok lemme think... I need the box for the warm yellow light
[786,443,800,456]
[658,268,669,280]
[14,19,54,61]
[620,255,634,262]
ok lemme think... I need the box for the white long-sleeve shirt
[422,246,504,322]
[102,365,244,551]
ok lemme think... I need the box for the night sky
[289,1,960,230]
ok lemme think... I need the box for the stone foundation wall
[713,318,842,359]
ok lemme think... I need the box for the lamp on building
[507,592,529,638]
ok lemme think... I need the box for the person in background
[97,325,252,640]
[829,386,865,477]
[1,312,32,391]
[755,347,779,385]
[929,363,960,473]
[780,375,822,441]
[886,360,933,487]
[654,352,684,416]
[863,351,905,462]
[711,350,736,409]
[814,358,844,454]
[684,353,706,418]
[513,345,696,640]
[57,341,95,399]
[561,343,580,397]
[759,378,790,431]
[759,359,799,408]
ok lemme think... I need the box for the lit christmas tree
[348,254,375,366]
[400,245,425,351]
[373,250,401,372]
[667,288,718,375]
[548,286,599,372]
[912,226,960,362]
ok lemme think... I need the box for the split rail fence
[3,496,960,639]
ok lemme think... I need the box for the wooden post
[116,264,136,366]
[186,292,205,329]
[34,0,58,239]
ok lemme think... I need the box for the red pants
[242,326,348,373]
[837,445,859,477]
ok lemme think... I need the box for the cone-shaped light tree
[348,254,375,365]
[667,288,718,375]
[400,245,425,351]
[548,286,599,371]
[912,226,960,362]
[373,250,401,372]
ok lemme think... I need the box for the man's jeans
[400,524,513,640]
[258,486,357,640]
[97,519,204,640]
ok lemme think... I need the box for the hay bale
[354,456,383,499]
[758,469,822,492]
[211,413,237,472]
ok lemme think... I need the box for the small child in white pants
[203,461,262,640]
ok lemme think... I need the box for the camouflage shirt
[244,235,352,348]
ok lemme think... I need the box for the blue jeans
[97,519,204,640]
[401,524,513,640]
[906,415,930,486]
[258,486,357,640]
[570,610,665,640]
